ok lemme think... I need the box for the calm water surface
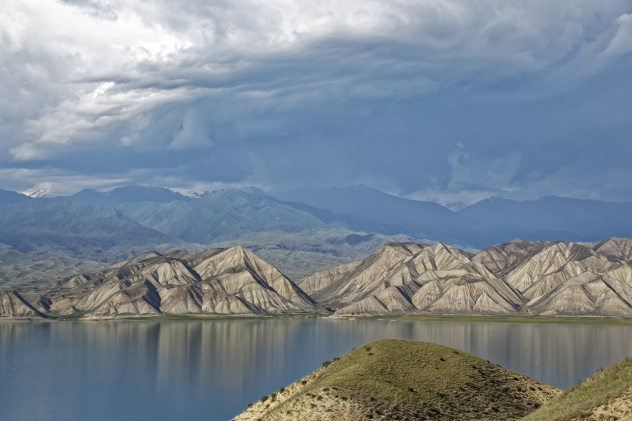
[1,319,632,421]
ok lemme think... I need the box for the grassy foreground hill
[523,355,632,421]
[233,339,560,421]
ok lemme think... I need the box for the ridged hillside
[0,290,46,319]
[302,237,632,317]
[233,339,560,421]
[7,246,323,319]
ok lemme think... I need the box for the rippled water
[1,319,632,421]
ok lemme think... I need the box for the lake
[1,318,632,420]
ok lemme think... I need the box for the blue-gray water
[1,319,632,421]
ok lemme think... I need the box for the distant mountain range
[0,189,31,206]
[0,197,177,262]
[460,195,632,240]
[277,185,632,245]
[71,185,191,206]
[2,184,632,286]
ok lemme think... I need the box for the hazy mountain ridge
[71,185,191,206]
[0,189,31,206]
[0,188,427,284]
[0,197,179,262]
[303,237,632,317]
[9,246,323,319]
[3,185,632,291]
[110,189,427,279]
[279,186,632,245]
[117,189,326,243]
[460,196,632,240]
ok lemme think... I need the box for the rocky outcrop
[36,246,324,318]
[0,290,47,318]
[312,237,632,317]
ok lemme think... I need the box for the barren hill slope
[303,238,632,317]
[6,246,323,319]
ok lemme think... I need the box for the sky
[1,0,631,204]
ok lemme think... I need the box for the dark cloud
[1,1,631,202]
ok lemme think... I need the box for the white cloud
[603,14,632,56]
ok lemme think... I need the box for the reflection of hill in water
[154,320,305,391]
[2,320,632,419]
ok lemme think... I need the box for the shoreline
[4,312,632,325]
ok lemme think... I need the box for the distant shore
[6,312,632,325]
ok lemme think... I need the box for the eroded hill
[302,237,632,317]
[5,246,323,318]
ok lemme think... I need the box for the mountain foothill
[2,236,632,319]
[2,185,632,319]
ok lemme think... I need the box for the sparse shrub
[260,395,268,403]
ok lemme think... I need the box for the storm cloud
[1,0,631,202]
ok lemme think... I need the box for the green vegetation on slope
[234,339,560,421]
[522,355,632,421]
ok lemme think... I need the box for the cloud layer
[1,0,631,201]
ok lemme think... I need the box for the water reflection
[1,319,631,421]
